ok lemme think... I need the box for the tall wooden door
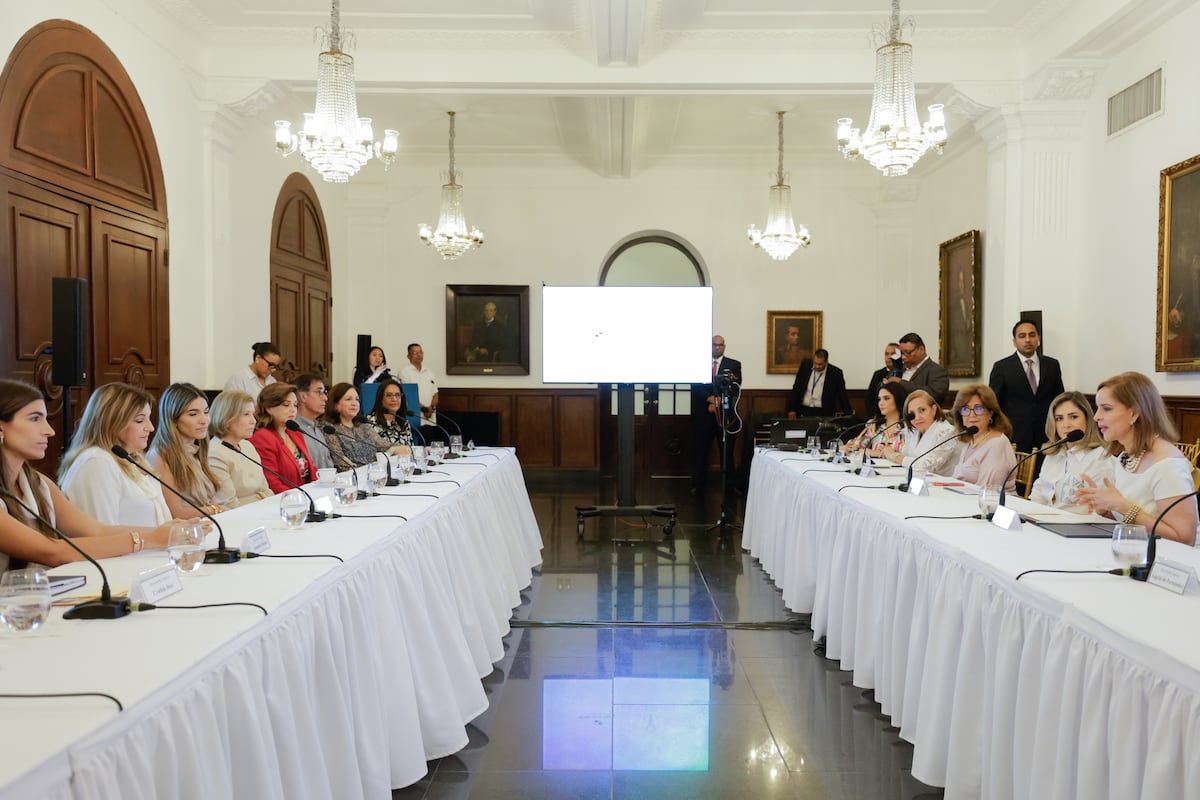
[270,173,332,382]
[0,21,169,467]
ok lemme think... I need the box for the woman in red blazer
[248,383,313,495]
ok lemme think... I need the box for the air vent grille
[1108,69,1162,136]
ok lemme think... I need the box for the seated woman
[848,382,910,457]
[949,384,1017,493]
[208,390,273,508]
[1077,372,1198,545]
[887,389,960,473]
[248,383,314,495]
[0,379,177,569]
[59,383,172,527]
[366,378,413,451]
[353,346,393,386]
[1029,391,1113,513]
[321,382,404,470]
[147,383,226,518]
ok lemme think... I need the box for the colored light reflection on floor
[542,677,710,771]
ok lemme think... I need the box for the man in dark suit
[865,342,902,412]
[891,332,950,404]
[691,335,741,496]
[988,319,1064,452]
[787,349,853,418]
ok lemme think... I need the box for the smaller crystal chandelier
[835,0,947,177]
[273,0,398,183]
[418,112,485,260]
[748,111,811,261]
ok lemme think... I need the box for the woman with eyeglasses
[321,383,405,470]
[949,384,1017,492]
[1028,391,1112,513]
[366,378,413,450]
[223,341,282,399]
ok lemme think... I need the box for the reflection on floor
[394,475,945,800]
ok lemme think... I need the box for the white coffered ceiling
[151,0,1181,176]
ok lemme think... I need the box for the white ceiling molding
[591,0,645,67]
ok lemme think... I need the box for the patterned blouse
[323,421,392,470]
[367,413,413,448]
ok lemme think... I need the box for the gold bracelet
[1122,504,1141,524]
[129,531,143,553]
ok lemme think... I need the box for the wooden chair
[1177,440,1200,467]
[1192,466,1200,492]
[1014,449,1039,499]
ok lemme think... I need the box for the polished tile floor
[394,475,944,800]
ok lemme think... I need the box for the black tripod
[704,377,741,537]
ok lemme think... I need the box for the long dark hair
[369,378,409,421]
[0,379,55,535]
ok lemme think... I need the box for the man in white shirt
[224,342,280,399]
[398,343,438,428]
[293,373,334,470]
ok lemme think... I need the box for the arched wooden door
[0,20,169,466]
[270,173,332,382]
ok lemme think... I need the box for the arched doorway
[0,20,169,466]
[269,173,332,382]
[598,233,706,478]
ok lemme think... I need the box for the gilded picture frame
[766,310,823,375]
[1157,153,1200,371]
[445,284,530,376]
[938,230,982,377]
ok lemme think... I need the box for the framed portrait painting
[766,310,822,375]
[445,284,530,375]
[1157,153,1200,371]
[938,230,982,377]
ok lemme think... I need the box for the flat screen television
[542,285,713,384]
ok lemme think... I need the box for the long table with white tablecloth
[0,448,541,800]
[742,449,1200,800]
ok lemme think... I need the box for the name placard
[908,477,929,497]
[243,525,271,554]
[314,496,334,514]
[990,505,1023,531]
[129,563,183,605]
[1148,559,1200,595]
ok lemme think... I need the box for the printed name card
[990,505,1023,531]
[859,461,876,478]
[129,563,183,605]
[1148,559,1200,595]
[314,495,334,514]
[243,526,271,554]
[785,430,806,439]
[907,477,929,497]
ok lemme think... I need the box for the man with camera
[691,335,742,497]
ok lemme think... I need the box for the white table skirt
[742,449,1200,800]
[0,448,541,800]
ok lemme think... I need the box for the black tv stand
[576,384,676,539]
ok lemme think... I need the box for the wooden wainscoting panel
[557,394,598,467]
[515,395,556,467]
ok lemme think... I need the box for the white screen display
[542,286,713,384]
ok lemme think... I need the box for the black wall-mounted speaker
[51,277,88,387]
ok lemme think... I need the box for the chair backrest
[1192,466,1200,492]
[1014,449,1039,499]
[1177,440,1200,467]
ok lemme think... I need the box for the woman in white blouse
[1029,391,1112,513]
[207,390,272,509]
[1078,372,1197,544]
[59,382,171,527]
[886,389,960,474]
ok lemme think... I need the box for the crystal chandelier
[747,111,811,261]
[273,0,398,183]
[418,112,485,260]
[835,0,947,177]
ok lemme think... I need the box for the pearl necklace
[1120,435,1157,472]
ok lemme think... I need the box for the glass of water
[411,445,427,474]
[449,434,463,456]
[279,489,308,529]
[333,473,357,506]
[978,486,1001,518]
[1112,523,1149,567]
[0,567,52,631]
[806,436,820,456]
[167,522,206,574]
[430,442,446,464]
[399,455,415,482]
[366,461,386,494]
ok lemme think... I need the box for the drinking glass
[399,455,415,482]
[1112,523,1149,567]
[333,473,357,506]
[978,487,1001,518]
[366,461,386,494]
[912,459,930,479]
[167,522,206,574]
[411,445,427,474]
[430,442,446,464]
[848,448,864,471]
[0,568,51,631]
[806,436,820,456]
[449,434,463,456]
[279,490,308,529]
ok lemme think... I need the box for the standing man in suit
[889,332,950,403]
[865,342,902,412]
[787,349,853,418]
[988,319,1064,452]
[691,335,741,497]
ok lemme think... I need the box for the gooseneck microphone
[895,425,977,492]
[854,413,913,474]
[218,440,333,522]
[1119,487,1200,581]
[111,445,240,564]
[998,429,1084,509]
[0,488,131,619]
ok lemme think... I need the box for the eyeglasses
[959,404,988,417]
[306,387,328,395]
[383,392,402,399]
[259,355,282,371]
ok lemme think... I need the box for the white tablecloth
[742,449,1200,800]
[0,449,541,800]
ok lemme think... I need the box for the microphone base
[385,478,400,487]
[305,511,329,523]
[892,484,909,492]
[203,548,243,564]
[63,597,133,620]
[355,490,370,500]
[443,453,462,459]
[1128,565,1152,582]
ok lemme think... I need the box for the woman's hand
[1076,475,1127,517]
[386,444,411,456]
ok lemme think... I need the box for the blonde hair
[59,383,155,482]
[0,379,54,537]
[950,384,1013,440]
[1044,391,1105,450]
[148,383,219,500]
[209,390,256,439]
[903,389,946,432]
[254,383,298,430]
[1096,372,1176,457]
